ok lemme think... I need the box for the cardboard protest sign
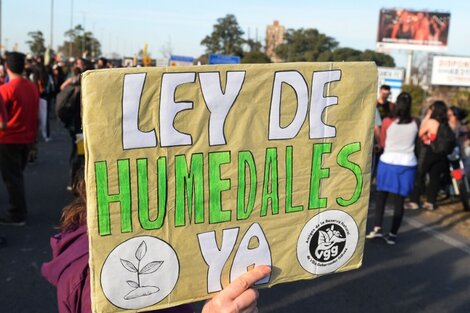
[82,62,377,313]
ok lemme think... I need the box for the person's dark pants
[69,132,85,187]
[0,144,31,221]
[410,149,448,206]
[374,191,405,235]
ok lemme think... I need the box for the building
[266,20,285,63]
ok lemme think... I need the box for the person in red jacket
[0,52,39,226]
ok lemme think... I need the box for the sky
[2,0,470,67]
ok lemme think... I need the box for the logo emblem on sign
[297,210,359,275]
[101,236,179,309]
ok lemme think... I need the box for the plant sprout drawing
[314,225,346,259]
[120,241,164,300]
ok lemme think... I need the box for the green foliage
[317,48,395,66]
[195,54,209,65]
[241,51,271,64]
[451,91,470,110]
[201,14,245,57]
[58,24,101,58]
[26,31,46,56]
[275,28,338,62]
[402,84,426,117]
[360,50,395,67]
[246,38,262,53]
[274,27,395,66]
[199,15,396,66]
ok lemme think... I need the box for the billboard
[377,67,405,102]
[377,8,450,52]
[431,55,470,87]
[81,62,377,312]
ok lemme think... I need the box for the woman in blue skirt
[366,92,418,245]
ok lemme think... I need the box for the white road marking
[404,216,470,255]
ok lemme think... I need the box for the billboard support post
[405,50,413,85]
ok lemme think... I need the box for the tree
[275,28,338,62]
[241,38,270,63]
[317,48,395,67]
[275,27,395,66]
[451,91,470,110]
[58,24,101,59]
[242,51,271,63]
[360,49,395,67]
[201,14,245,56]
[26,31,46,56]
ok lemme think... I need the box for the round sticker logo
[297,210,359,275]
[101,236,179,310]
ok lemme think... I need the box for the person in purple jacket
[42,179,270,313]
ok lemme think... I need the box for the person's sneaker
[366,227,383,239]
[0,216,26,226]
[404,202,420,210]
[423,202,435,211]
[384,233,397,245]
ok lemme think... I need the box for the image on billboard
[376,8,450,52]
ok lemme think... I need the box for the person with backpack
[366,92,418,245]
[56,65,83,190]
[406,101,455,211]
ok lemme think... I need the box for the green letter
[137,158,167,230]
[237,151,257,220]
[286,146,303,213]
[261,148,279,216]
[95,159,132,236]
[175,154,204,227]
[209,151,232,223]
[309,143,331,209]
[336,142,363,206]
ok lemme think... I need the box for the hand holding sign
[202,265,271,313]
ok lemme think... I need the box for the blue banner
[208,54,241,65]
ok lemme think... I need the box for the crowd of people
[368,84,469,245]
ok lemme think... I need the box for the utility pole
[82,12,86,57]
[0,0,2,55]
[50,0,54,49]
[405,50,414,85]
[69,0,74,57]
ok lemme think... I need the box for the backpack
[431,122,456,155]
[55,85,78,127]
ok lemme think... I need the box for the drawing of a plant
[120,241,164,300]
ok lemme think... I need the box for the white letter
[198,228,239,293]
[160,73,196,147]
[268,71,308,140]
[122,73,157,149]
[310,70,341,139]
[230,223,272,285]
[199,71,245,145]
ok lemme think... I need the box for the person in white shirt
[366,92,418,245]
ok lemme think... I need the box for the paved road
[1,122,469,313]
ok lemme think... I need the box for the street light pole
[69,0,74,58]
[50,0,54,49]
[0,0,3,55]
